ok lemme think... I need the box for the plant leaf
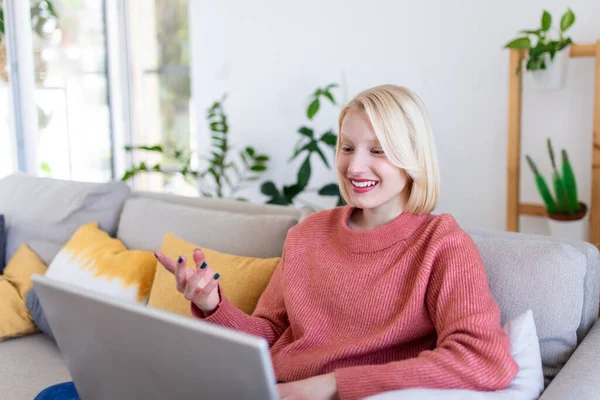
[541,10,552,31]
[504,37,531,49]
[298,126,314,138]
[314,145,330,168]
[320,131,337,147]
[560,8,575,32]
[261,181,279,196]
[322,91,335,104]
[297,156,311,188]
[290,141,318,161]
[307,98,320,120]
[318,183,339,196]
[245,147,255,157]
[255,155,269,162]
[251,165,267,172]
[519,29,542,35]
[283,184,303,199]
[125,145,163,152]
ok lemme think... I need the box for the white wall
[189,0,599,233]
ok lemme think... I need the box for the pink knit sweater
[191,206,519,399]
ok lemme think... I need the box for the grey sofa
[0,173,598,399]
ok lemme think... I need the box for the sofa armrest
[539,318,600,400]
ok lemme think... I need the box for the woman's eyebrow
[340,134,380,144]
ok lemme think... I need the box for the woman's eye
[341,146,353,152]
[371,149,385,155]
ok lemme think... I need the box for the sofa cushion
[469,231,587,386]
[0,173,131,266]
[45,221,157,304]
[0,244,48,342]
[117,197,298,258]
[0,333,71,399]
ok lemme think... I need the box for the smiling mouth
[350,180,379,188]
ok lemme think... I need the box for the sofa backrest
[0,173,131,265]
[115,191,314,258]
[468,228,600,386]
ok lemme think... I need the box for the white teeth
[351,180,377,188]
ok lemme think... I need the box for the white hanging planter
[531,45,570,91]
[547,202,587,242]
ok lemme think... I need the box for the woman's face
[337,107,410,214]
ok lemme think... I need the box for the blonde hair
[336,85,440,214]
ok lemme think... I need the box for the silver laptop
[31,275,279,400]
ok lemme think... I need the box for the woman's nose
[347,153,368,175]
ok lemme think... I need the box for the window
[34,0,113,182]
[3,0,193,193]
[125,0,195,195]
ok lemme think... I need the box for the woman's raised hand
[154,248,221,315]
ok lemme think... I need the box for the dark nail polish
[214,273,220,280]
[200,261,207,269]
[178,256,183,264]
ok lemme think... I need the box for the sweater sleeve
[190,252,289,347]
[334,229,519,400]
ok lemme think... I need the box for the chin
[347,197,379,210]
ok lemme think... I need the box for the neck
[349,189,410,231]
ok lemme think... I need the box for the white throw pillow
[364,309,544,400]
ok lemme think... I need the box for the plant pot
[531,45,570,91]
[547,202,588,242]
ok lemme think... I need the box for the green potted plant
[525,138,587,241]
[261,83,344,208]
[122,95,270,200]
[504,8,575,91]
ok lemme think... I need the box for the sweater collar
[336,206,429,253]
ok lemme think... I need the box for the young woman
[155,85,518,400]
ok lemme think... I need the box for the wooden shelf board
[518,203,548,217]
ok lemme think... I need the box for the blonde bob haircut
[336,85,440,214]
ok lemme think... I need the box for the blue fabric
[0,214,6,273]
[25,288,55,339]
[34,382,80,400]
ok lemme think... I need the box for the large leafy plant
[122,95,269,200]
[526,138,582,216]
[504,9,575,73]
[260,84,344,207]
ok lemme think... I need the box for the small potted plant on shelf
[526,138,587,242]
[504,8,576,91]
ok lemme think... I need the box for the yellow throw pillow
[3,243,48,298]
[0,244,48,341]
[45,222,157,304]
[147,232,280,317]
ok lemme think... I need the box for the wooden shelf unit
[506,41,600,245]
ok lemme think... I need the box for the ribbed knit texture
[191,206,519,400]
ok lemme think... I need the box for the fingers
[183,267,207,300]
[154,251,177,274]
[193,248,216,278]
[175,255,188,293]
[155,249,219,298]
[196,272,220,300]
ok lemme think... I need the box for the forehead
[340,108,379,143]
